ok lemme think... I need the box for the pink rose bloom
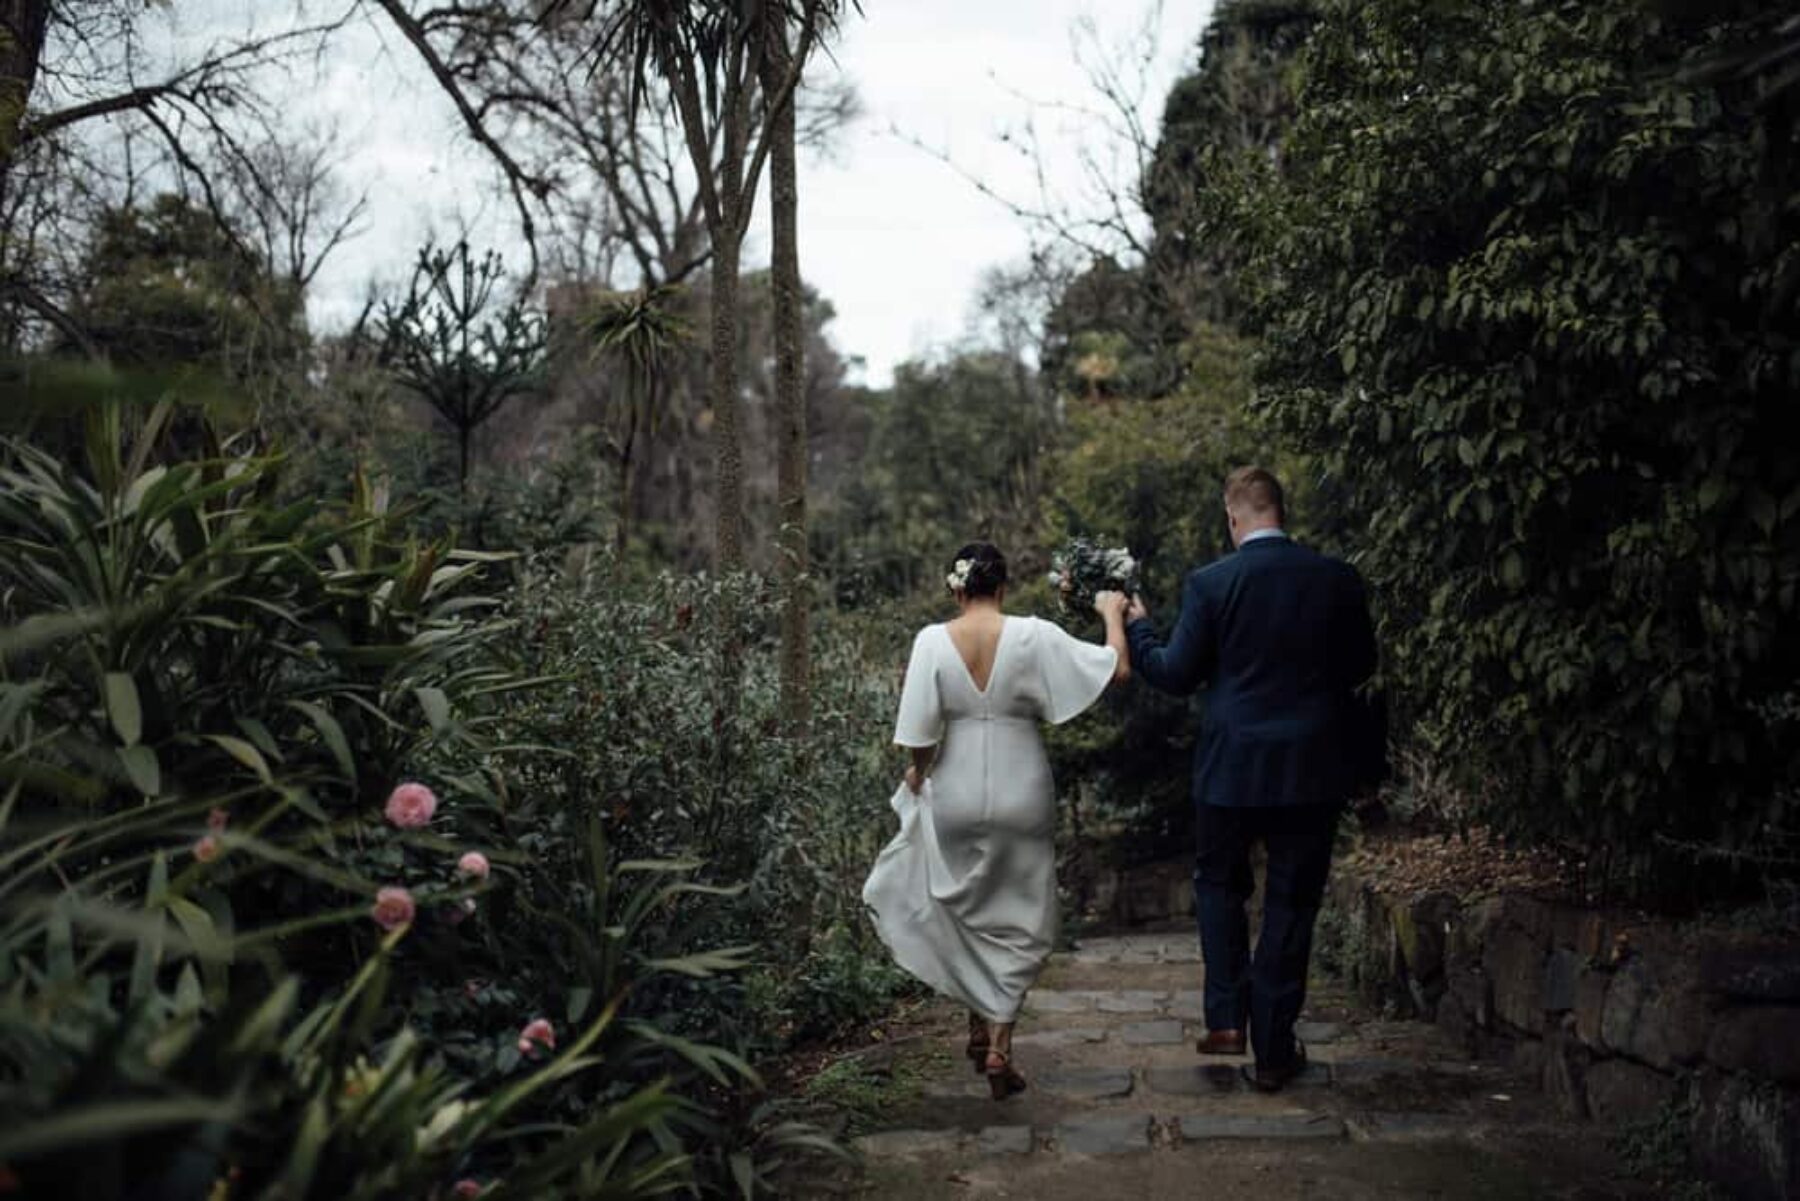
[517,1017,555,1056]
[193,835,222,863]
[384,782,438,829]
[457,851,490,880]
[371,885,416,931]
[453,1182,483,1199]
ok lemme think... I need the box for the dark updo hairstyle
[947,541,1007,598]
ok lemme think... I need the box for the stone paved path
[831,928,1652,1200]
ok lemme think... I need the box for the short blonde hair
[1224,466,1285,521]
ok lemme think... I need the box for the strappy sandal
[965,1012,990,1073]
[984,1048,1027,1100]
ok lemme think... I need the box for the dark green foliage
[65,193,305,378]
[5,195,306,445]
[1209,0,1800,881]
[1039,257,1185,401]
[1144,0,1317,329]
[0,405,793,1197]
[495,563,916,1054]
[814,351,1055,603]
[1039,325,1273,870]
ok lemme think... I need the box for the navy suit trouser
[1192,801,1341,1069]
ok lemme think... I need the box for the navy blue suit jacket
[1127,535,1384,809]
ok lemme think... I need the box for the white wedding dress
[862,616,1117,1021]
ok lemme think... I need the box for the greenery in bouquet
[1046,538,1141,619]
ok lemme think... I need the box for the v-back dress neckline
[943,616,1010,696]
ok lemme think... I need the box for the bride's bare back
[946,610,1006,692]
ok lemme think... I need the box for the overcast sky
[188,1,1211,388]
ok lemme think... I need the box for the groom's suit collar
[1238,527,1290,549]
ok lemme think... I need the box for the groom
[1125,466,1383,1091]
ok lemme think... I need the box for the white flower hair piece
[946,558,974,593]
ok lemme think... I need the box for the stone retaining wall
[1086,857,1197,927]
[1321,868,1800,1200]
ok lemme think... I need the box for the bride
[862,542,1131,1099]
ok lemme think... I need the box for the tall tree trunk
[762,14,809,736]
[615,421,636,555]
[709,224,744,573]
[0,1,50,179]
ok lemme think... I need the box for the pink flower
[371,885,416,931]
[193,835,222,863]
[207,807,230,832]
[517,1017,555,1056]
[456,851,490,880]
[384,782,438,829]
[453,1182,482,1199]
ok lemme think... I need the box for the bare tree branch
[16,12,359,150]
[0,275,98,357]
[371,0,551,279]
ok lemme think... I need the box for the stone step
[1344,1112,1473,1142]
[1013,1025,1111,1049]
[1023,991,1358,1039]
[851,1111,1352,1160]
[1067,935,1203,966]
[1173,1113,1347,1143]
[930,1059,1344,1101]
[1051,1112,1157,1154]
[1144,1059,1334,1097]
[1037,1065,1135,1099]
[1024,988,1205,1019]
[926,1054,1462,1104]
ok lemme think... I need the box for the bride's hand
[904,763,925,795]
[1093,590,1128,621]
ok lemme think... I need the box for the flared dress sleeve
[893,627,945,747]
[1036,617,1118,724]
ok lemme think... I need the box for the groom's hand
[1126,594,1150,623]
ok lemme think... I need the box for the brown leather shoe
[1196,1028,1247,1056]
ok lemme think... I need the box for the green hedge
[1208,0,1800,881]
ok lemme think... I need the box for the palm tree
[585,0,842,576]
[586,285,689,554]
[761,5,813,734]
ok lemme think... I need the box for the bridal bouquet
[1046,537,1140,616]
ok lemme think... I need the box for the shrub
[1209,0,1800,886]
[0,404,769,1197]
[494,562,917,1054]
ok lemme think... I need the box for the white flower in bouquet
[1049,537,1142,618]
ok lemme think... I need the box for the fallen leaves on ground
[1343,824,1581,901]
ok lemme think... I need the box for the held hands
[1126,594,1149,623]
[1093,590,1131,623]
